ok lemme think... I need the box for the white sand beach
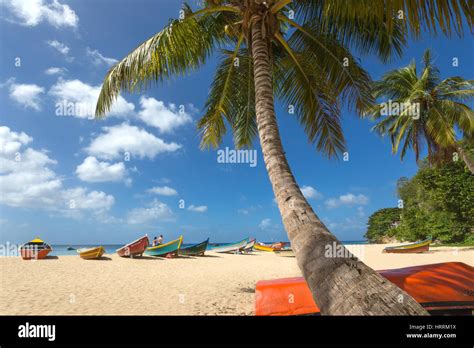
[0,244,472,315]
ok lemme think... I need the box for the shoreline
[1,244,472,315]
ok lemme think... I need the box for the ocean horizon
[21,240,367,256]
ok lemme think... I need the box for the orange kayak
[255,262,474,315]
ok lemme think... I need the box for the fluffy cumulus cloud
[7,80,45,111]
[0,126,114,219]
[300,185,322,200]
[147,186,178,196]
[75,156,130,184]
[49,78,134,119]
[85,123,181,160]
[2,0,79,28]
[126,199,173,224]
[86,47,118,67]
[325,193,369,209]
[138,96,193,133]
[187,205,207,213]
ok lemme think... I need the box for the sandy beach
[0,244,472,315]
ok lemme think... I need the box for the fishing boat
[19,238,52,260]
[207,238,249,253]
[179,238,209,256]
[255,262,474,316]
[117,235,149,258]
[67,246,75,251]
[241,238,256,252]
[274,249,295,257]
[145,236,183,257]
[383,237,431,254]
[254,243,275,252]
[77,246,105,260]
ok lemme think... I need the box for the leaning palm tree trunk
[250,16,428,315]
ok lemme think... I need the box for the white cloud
[8,81,44,111]
[49,78,135,119]
[44,67,67,75]
[63,187,115,213]
[188,205,207,213]
[2,0,79,28]
[138,96,192,133]
[126,199,173,224]
[86,47,118,66]
[147,186,178,196]
[301,185,322,200]
[259,218,272,230]
[237,204,262,215]
[75,156,129,184]
[0,126,114,219]
[325,193,369,209]
[47,40,69,55]
[85,123,181,160]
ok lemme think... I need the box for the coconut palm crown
[365,49,474,170]
[95,1,471,315]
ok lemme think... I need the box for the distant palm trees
[95,1,471,314]
[365,49,474,173]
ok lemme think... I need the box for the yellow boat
[77,246,105,259]
[254,243,275,252]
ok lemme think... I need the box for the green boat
[145,236,183,257]
[179,238,209,256]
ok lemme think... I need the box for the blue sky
[0,0,472,244]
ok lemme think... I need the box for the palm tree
[95,1,471,315]
[366,49,474,173]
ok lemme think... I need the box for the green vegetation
[364,49,474,172]
[366,161,474,245]
[365,208,402,243]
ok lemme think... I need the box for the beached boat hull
[384,238,431,254]
[19,238,52,260]
[207,238,248,253]
[179,238,209,256]
[77,246,105,259]
[20,248,52,260]
[241,239,256,252]
[254,243,275,252]
[145,236,183,257]
[255,262,474,315]
[117,235,149,257]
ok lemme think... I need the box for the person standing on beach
[157,235,163,245]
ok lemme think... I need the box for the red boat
[19,238,52,260]
[255,262,474,316]
[116,235,149,257]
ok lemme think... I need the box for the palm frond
[292,0,472,39]
[283,18,374,115]
[272,42,346,158]
[95,5,237,117]
[198,44,257,149]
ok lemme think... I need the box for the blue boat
[207,237,249,253]
[179,238,209,256]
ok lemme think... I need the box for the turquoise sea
[1,240,367,256]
